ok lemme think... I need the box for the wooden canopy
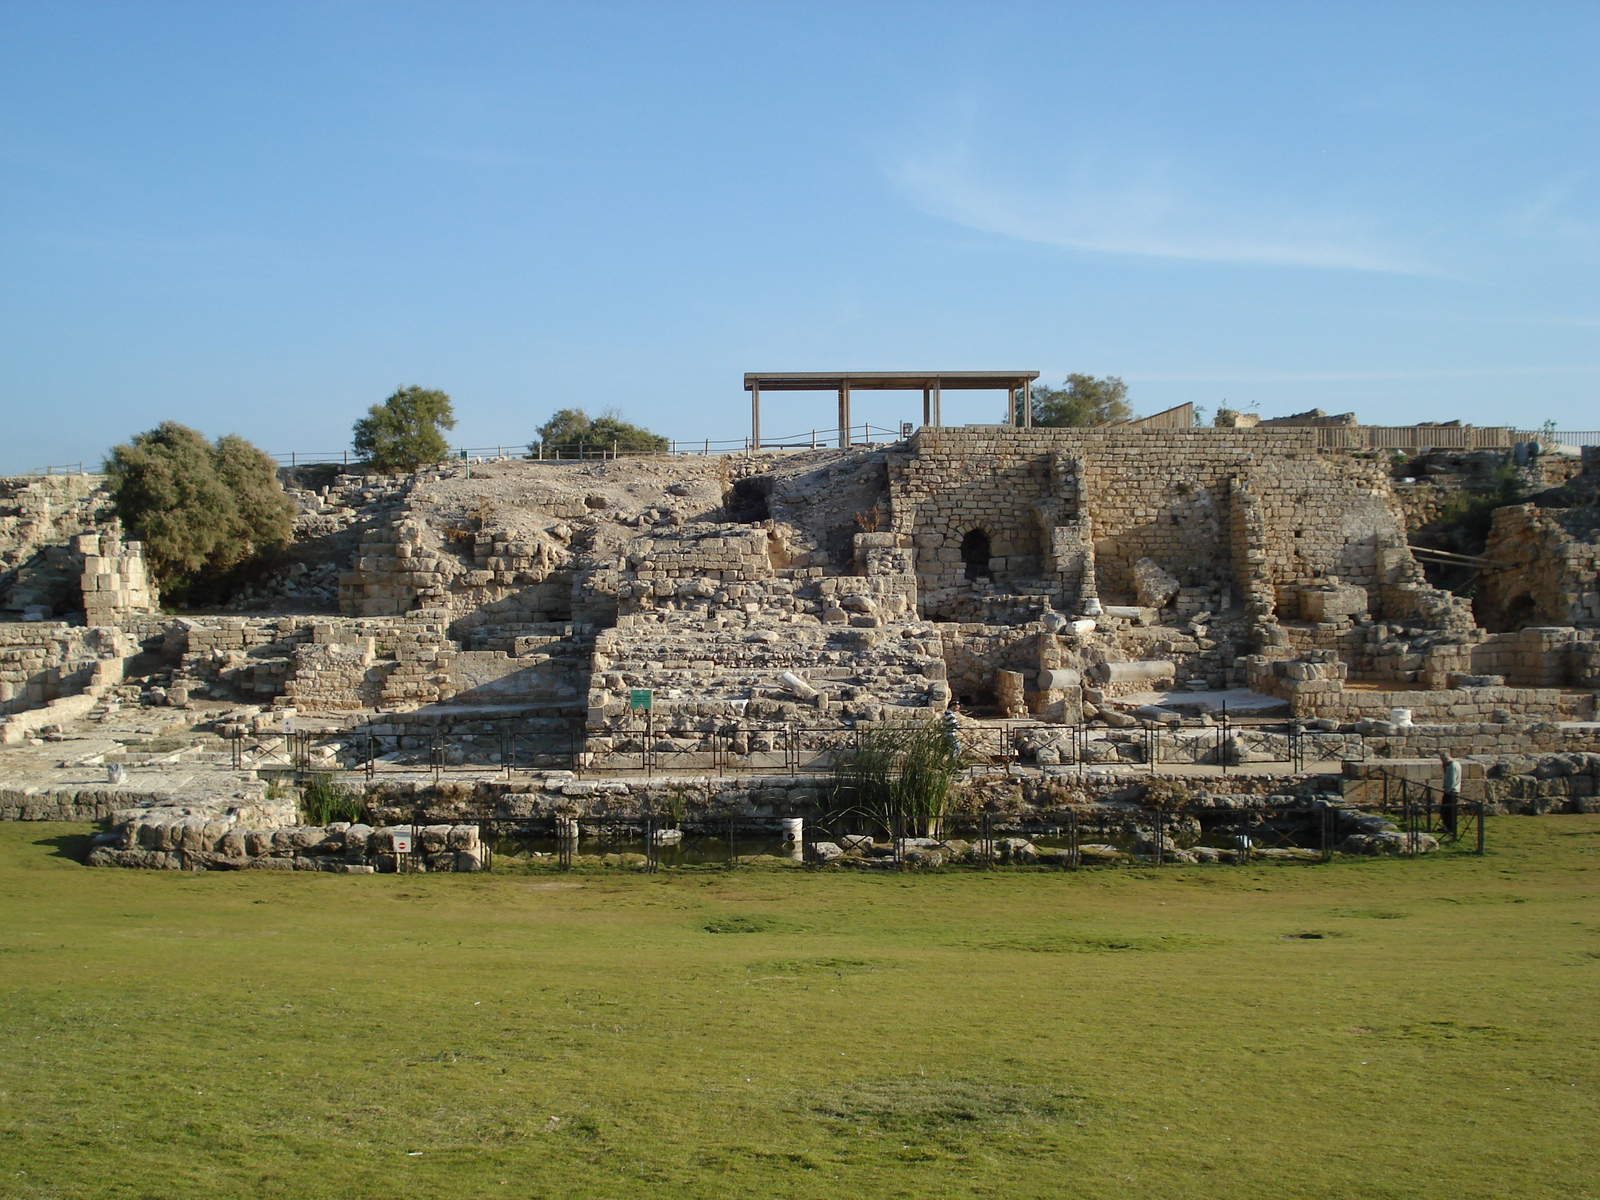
[742,371,1041,448]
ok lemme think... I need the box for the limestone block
[1132,558,1180,610]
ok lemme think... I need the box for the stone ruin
[2,424,1597,871]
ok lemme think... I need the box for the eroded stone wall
[889,426,1415,624]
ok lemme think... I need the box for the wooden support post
[923,387,931,428]
[1023,379,1032,427]
[838,384,851,449]
[751,383,761,451]
[933,380,942,426]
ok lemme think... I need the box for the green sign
[629,689,653,711]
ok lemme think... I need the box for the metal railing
[1315,426,1599,451]
[265,423,916,470]
[1372,771,1487,855]
[235,721,587,779]
[1059,718,1365,773]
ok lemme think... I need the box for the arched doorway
[961,529,993,581]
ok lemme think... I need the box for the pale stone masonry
[2,424,1599,831]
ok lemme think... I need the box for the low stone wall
[1341,752,1600,814]
[89,820,485,873]
[361,774,827,825]
[0,622,130,718]
[1364,721,1600,758]
[0,786,162,823]
[1297,684,1586,723]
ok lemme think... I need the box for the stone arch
[960,528,993,581]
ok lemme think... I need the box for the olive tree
[530,407,667,456]
[352,385,457,472]
[104,422,295,597]
[1029,374,1133,427]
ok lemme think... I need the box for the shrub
[104,422,294,599]
[530,407,667,456]
[1142,778,1193,811]
[299,775,367,826]
[353,386,456,473]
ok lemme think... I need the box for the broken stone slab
[1132,558,1181,610]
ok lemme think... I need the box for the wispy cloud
[1509,177,1595,243]
[888,140,1436,275]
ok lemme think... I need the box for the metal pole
[933,380,942,426]
[838,384,851,449]
[1024,379,1033,427]
[752,383,761,451]
[923,387,931,428]
[1221,700,1229,776]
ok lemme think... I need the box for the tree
[104,422,295,597]
[530,407,668,456]
[1030,374,1133,427]
[352,385,456,472]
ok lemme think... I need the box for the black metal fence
[235,715,1368,787]
[1369,771,1487,855]
[472,815,799,872]
[348,787,1485,874]
[235,722,587,779]
[1053,718,1362,773]
[464,804,1383,874]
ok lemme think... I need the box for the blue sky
[1,1,1596,472]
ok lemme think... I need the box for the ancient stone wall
[890,427,1414,625]
[1478,503,1600,631]
[0,623,131,721]
[76,531,157,625]
[0,475,114,613]
[1293,683,1587,723]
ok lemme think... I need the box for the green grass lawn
[1,819,1597,1200]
